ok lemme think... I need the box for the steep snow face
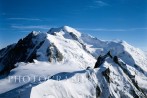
[1,54,147,98]
[120,41,147,71]
[48,26,107,58]
[36,34,96,68]
[0,26,147,98]
[0,31,47,74]
[48,26,147,72]
[0,29,96,75]
[95,60,147,98]
[48,26,81,38]
[106,41,147,73]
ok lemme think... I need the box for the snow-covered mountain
[0,26,147,98]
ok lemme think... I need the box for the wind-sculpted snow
[0,26,147,98]
[48,26,147,73]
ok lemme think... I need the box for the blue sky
[0,0,147,50]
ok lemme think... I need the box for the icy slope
[37,34,95,68]
[30,68,98,98]
[48,26,147,72]
[0,29,95,75]
[94,52,147,98]
[0,25,146,75]
[1,56,147,98]
[0,31,47,75]
[0,25,147,98]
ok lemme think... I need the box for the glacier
[0,26,147,98]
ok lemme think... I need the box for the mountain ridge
[0,26,147,98]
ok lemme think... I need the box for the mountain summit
[0,26,147,98]
[48,26,82,37]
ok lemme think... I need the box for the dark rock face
[0,44,16,75]
[112,56,146,97]
[113,56,119,65]
[102,68,110,83]
[69,32,92,55]
[46,43,63,62]
[94,51,146,97]
[94,51,112,68]
[0,32,46,75]
[96,85,101,98]
[69,32,79,41]
[94,55,104,68]
[0,32,64,75]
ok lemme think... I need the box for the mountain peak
[30,31,40,36]
[1,26,147,98]
[60,25,72,30]
[47,25,81,37]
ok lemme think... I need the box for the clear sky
[0,0,147,50]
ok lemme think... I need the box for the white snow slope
[0,26,147,98]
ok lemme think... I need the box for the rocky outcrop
[69,32,91,55]
[112,56,146,97]
[94,51,112,68]
[0,31,65,75]
[47,43,63,62]
[102,68,110,83]
[94,51,146,97]
[96,85,101,98]
[0,32,46,75]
